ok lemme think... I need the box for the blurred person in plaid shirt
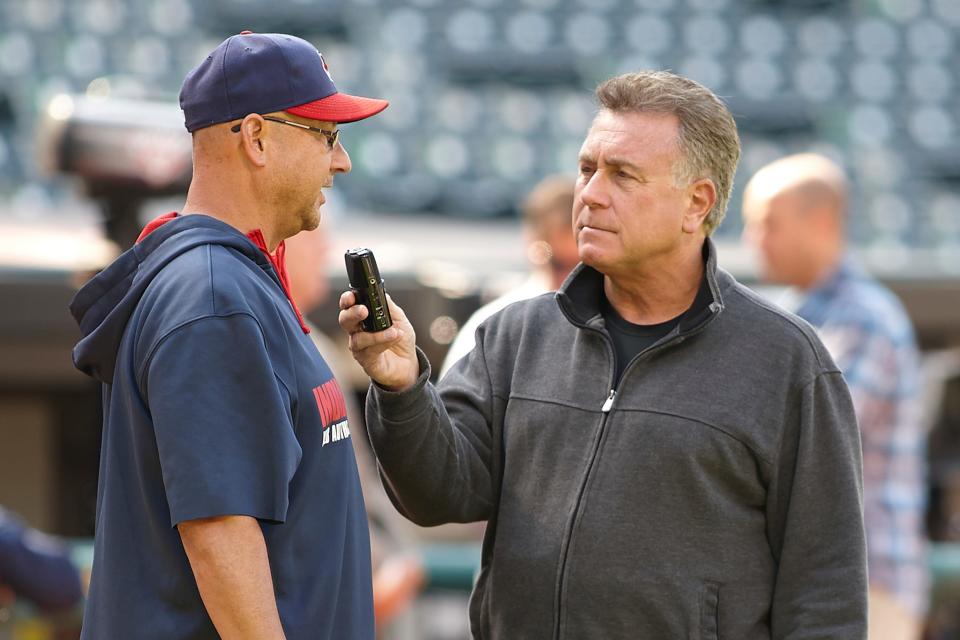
[743,153,929,640]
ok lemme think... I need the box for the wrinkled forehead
[580,109,682,160]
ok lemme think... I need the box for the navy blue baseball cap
[180,31,388,132]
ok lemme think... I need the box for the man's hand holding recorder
[339,248,418,393]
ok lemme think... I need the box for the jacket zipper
[550,323,714,639]
[601,389,616,412]
[553,389,617,640]
[550,330,616,640]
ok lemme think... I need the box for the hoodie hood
[70,213,299,383]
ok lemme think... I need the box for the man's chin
[293,210,320,236]
[578,249,610,274]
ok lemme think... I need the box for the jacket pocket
[700,581,720,640]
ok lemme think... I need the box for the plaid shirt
[792,256,929,617]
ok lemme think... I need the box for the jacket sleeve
[365,339,498,527]
[145,314,302,527]
[767,371,868,639]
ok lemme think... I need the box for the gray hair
[595,71,741,235]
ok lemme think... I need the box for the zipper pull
[601,389,616,413]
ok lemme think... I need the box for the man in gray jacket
[339,71,868,639]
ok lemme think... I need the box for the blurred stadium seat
[0,0,958,250]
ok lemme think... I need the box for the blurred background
[0,0,959,637]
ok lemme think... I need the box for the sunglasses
[231,116,340,150]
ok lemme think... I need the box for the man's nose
[330,142,352,175]
[579,173,608,209]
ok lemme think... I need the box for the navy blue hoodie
[71,213,373,639]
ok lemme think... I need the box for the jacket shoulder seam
[727,284,835,373]
[800,369,844,391]
[508,394,775,467]
[507,392,601,413]
[620,408,775,468]
[769,370,845,477]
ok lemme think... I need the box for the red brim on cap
[286,92,389,124]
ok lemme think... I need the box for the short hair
[521,175,575,237]
[595,71,741,235]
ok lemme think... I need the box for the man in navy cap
[70,32,387,639]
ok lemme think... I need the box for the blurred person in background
[440,175,580,378]
[69,32,387,640]
[340,71,867,639]
[284,225,425,631]
[743,153,929,640]
[0,505,82,612]
[284,218,361,386]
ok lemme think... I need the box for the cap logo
[319,53,333,82]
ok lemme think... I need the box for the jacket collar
[556,237,726,334]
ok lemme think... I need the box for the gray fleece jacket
[366,240,868,639]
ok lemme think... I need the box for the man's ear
[682,178,717,234]
[238,114,267,167]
